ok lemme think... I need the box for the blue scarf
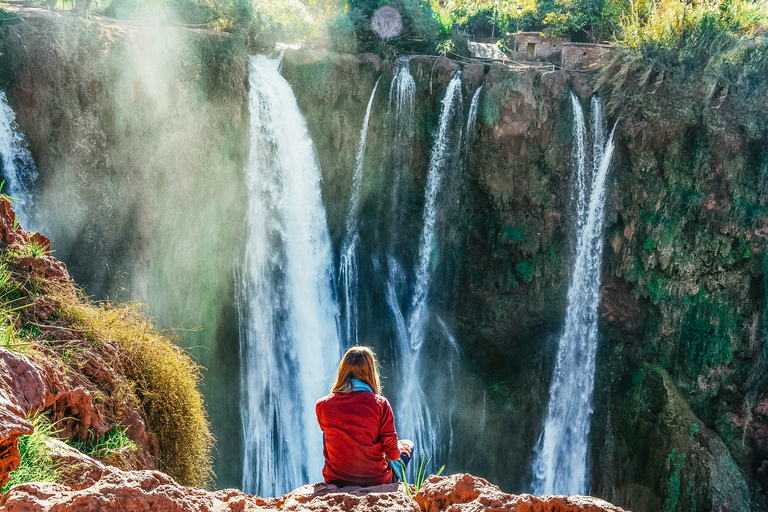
[350,378,373,393]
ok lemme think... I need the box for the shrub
[60,295,215,488]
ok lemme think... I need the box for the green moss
[502,225,525,242]
[515,260,535,284]
[644,237,655,251]
[680,291,734,378]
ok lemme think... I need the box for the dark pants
[391,449,413,483]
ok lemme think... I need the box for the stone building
[503,32,570,63]
[561,42,614,69]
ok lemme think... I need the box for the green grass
[1,414,61,494]
[72,424,138,468]
[400,456,445,498]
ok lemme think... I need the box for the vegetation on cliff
[0,198,214,489]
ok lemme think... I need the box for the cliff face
[281,52,768,511]
[0,14,248,486]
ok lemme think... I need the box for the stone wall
[503,32,570,62]
[561,42,613,69]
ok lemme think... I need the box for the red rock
[415,474,628,512]
[0,470,628,512]
[0,199,26,246]
[0,349,47,488]
[44,438,105,490]
[0,468,277,512]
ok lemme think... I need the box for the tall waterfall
[408,70,463,352]
[0,91,38,226]
[388,57,416,223]
[390,70,463,464]
[238,54,341,497]
[339,78,380,347]
[531,94,616,495]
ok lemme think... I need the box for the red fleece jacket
[316,391,401,486]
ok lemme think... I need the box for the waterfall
[408,70,463,352]
[388,57,416,223]
[531,94,617,495]
[0,91,38,226]
[339,78,380,347]
[388,70,463,465]
[238,54,341,497]
[464,86,482,153]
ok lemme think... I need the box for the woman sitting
[316,346,413,486]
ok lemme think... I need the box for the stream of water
[339,78,381,347]
[238,54,341,497]
[0,90,38,227]
[530,94,616,495]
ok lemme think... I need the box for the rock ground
[0,470,628,512]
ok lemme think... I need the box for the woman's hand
[398,439,413,456]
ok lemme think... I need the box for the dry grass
[57,290,215,489]
[0,217,214,489]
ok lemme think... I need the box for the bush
[61,296,215,488]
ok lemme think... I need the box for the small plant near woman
[400,456,445,498]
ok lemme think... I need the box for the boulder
[44,438,105,490]
[416,474,628,512]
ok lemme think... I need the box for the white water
[386,71,463,465]
[339,78,380,347]
[407,70,463,352]
[531,94,616,495]
[238,54,341,497]
[464,86,482,153]
[388,57,416,220]
[0,91,38,226]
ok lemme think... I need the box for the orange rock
[0,470,629,512]
[415,474,628,512]
[0,349,47,488]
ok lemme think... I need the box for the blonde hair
[331,346,381,395]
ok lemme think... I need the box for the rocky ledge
[0,470,627,512]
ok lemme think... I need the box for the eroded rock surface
[416,474,627,512]
[0,349,47,488]
[0,470,628,512]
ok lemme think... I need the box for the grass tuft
[1,414,61,494]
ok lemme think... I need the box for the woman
[316,346,413,486]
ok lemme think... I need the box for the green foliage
[400,455,445,497]
[64,298,215,488]
[72,424,139,468]
[1,414,61,494]
[0,7,21,26]
[503,225,525,242]
[680,291,734,379]
[515,260,535,283]
[663,448,686,512]
[347,0,440,53]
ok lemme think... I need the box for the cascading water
[388,57,416,223]
[408,70,463,352]
[464,86,482,154]
[531,94,616,495]
[0,90,38,226]
[339,78,380,347]
[238,54,341,497]
[389,70,464,464]
[339,78,381,346]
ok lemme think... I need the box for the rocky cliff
[280,50,768,511]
